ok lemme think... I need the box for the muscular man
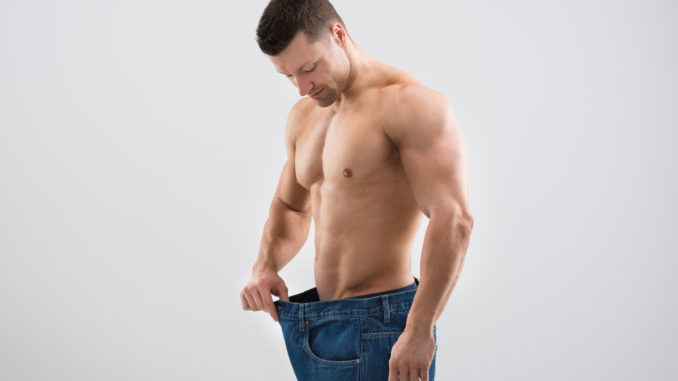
[240,1,473,380]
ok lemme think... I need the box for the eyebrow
[277,60,315,76]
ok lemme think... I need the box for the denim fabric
[273,276,437,380]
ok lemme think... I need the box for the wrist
[405,312,435,334]
[252,259,278,274]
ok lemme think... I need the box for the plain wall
[1,0,676,379]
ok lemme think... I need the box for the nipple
[343,168,353,177]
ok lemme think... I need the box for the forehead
[269,31,327,73]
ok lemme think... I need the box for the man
[240,0,473,380]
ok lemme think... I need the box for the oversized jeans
[273,276,437,380]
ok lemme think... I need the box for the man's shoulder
[283,97,318,150]
[380,82,450,123]
[378,82,453,147]
[372,62,444,103]
[380,81,448,111]
[288,97,317,121]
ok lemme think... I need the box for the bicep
[274,101,311,215]
[388,88,471,220]
[275,157,310,215]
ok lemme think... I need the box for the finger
[420,364,429,381]
[240,291,250,310]
[399,366,410,381]
[243,291,256,311]
[275,283,290,302]
[408,368,417,381]
[251,288,264,310]
[257,287,278,322]
[388,362,398,381]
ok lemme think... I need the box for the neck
[331,40,375,112]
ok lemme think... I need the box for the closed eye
[303,65,317,73]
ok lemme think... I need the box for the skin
[240,23,474,381]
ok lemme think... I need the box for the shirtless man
[240,1,473,379]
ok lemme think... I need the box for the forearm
[253,196,312,273]
[406,212,473,332]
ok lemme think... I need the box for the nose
[294,76,314,97]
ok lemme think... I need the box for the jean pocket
[303,317,361,366]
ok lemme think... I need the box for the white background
[1,0,676,380]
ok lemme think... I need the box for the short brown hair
[256,0,348,56]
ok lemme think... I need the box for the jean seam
[279,305,412,320]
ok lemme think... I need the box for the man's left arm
[384,85,474,380]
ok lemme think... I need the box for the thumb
[276,283,290,302]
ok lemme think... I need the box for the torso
[295,63,425,301]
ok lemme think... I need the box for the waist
[274,276,419,320]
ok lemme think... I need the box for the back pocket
[303,317,362,366]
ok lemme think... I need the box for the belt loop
[381,295,390,323]
[298,304,305,332]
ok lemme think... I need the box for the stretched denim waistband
[274,276,419,321]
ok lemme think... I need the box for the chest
[294,109,399,189]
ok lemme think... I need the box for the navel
[343,168,353,177]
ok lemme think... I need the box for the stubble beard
[313,87,334,108]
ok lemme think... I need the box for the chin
[315,98,335,108]
[313,94,335,107]
[318,101,334,107]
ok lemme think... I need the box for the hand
[240,270,290,322]
[388,327,436,381]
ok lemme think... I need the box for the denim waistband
[274,276,419,320]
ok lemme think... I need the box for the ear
[330,23,346,47]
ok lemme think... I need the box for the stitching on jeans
[359,317,364,378]
[361,331,403,338]
[278,305,413,320]
[303,319,361,366]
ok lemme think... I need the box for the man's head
[256,0,357,107]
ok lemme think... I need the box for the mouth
[310,88,324,98]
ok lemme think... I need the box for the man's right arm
[252,99,312,274]
[241,100,312,322]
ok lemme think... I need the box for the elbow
[455,215,474,239]
[431,209,474,240]
[463,213,474,232]
[430,207,474,229]
[276,194,310,217]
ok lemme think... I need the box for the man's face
[269,29,348,107]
